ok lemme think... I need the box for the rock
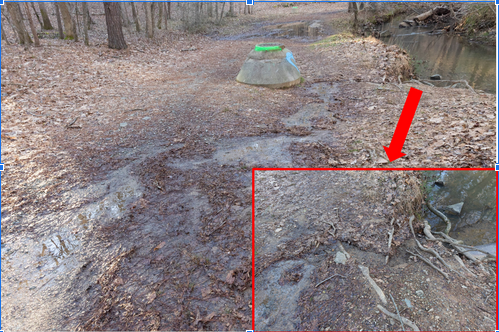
[430,74,442,80]
[416,290,424,298]
[275,228,282,233]
[404,298,413,308]
[434,180,444,187]
[120,122,128,127]
[399,22,411,28]
[466,243,496,260]
[445,202,464,215]
[308,23,321,37]
[403,20,415,26]
[313,293,330,302]
[142,116,151,120]
[334,251,347,264]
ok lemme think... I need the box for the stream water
[426,171,496,247]
[378,21,496,93]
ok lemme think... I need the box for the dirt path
[1,3,495,330]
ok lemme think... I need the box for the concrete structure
[236,43,301,88]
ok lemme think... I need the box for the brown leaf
[153,241,166,251]
[226,270,236,285]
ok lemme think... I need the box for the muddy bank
[254,171,496,331]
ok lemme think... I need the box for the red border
[251,168,497,332]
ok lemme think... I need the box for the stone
[275,228,282,233]
[416,290,424,298]
[399,22,411,28]
[404,298,413,308]
[445,202,464,215]
[466,243,496,260]
[236,43,301,89]
[120,122,128,127]
[142,117,151,120]
[434,180,444,187]
[430,74,442,80]
[334,251,347,264]
[308,23,321,37]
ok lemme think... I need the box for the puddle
[426,171,496,246]
[378,21,496,93]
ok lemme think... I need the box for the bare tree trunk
[86,5,94,27]
[6,3,32,44]
[82,2,89,45]
[24,2,40,46]
[163,2,168,30]
[167,2,171,19]
[58,2,75,39]
[120,2,131,26]
[73,4,79,42]
[130,2,140,32]
[157,2,163,29]
[38,3,54,30]
[229,2,234,17]
[219,2,226,23]
[144,2,153,38]
[54,3,64,39]
[30,3,43,29]
[104,2,127,49]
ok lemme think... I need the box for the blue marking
[496,164,499,171]
[246,0,254,5]
[286,52,300,73]
[0,164,4,172]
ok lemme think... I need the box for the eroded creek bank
[254,171,496,331]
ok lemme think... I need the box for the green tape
[255,45,282,52]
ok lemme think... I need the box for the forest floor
[1,2,496,331]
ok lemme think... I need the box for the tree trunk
[24,2,40,46]
[130,2,140,32]
[58,2,74,39]
[144,2,153,38]
[120,2,131,26]
[167,2,171,19]
[219,2,226,23]
[229,2,234,17]
[86,5,94,28]
[157,2,163,29]
[54,3,64,39]
[38,3,54,30]
[163,2,168,30]
[73,4,79,42]
[5,3,32,44]
[82,2,89,45]
[104,2,127,49]
[30,3,43,29]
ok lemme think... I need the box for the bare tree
[144,2,154,38]
[82,2,89,45]
[131,2,141,32]
[30,3,43,29]
[54,3,64,39]
[58,2,75,39]
[38,2,54,30]
[120,2,131,26]
[24,2,40,46]
[163,2,168,30]
[5,2,32,44]
[157,2,163,29]
[167,2,171,19]
[104,2,127,49]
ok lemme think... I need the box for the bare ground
[1,3,496,331]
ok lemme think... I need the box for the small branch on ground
[406,249,449,280]
[377,305,420,331]
[315,274,346,288]
[389,293,405,332]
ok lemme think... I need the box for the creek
[378,20,496,93]
[426,171,496,247]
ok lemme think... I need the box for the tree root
[377,305,420,331]
[407,249,450,280]
[359,265,387,305]
[385,218,395,264]
[409,217,453,272]
[389,293,405,332]
[315,274,346,288]
[426,201,451,235]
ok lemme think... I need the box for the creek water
[426,171,496,246]
[378,21,496,93]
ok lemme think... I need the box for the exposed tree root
[407,249,450,280]
[377,305,420,331]
[426,201,451,234]
[409,216,454,273]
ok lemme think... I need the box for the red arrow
[383,87,423,162]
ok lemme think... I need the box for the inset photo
[253,170,496,331]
